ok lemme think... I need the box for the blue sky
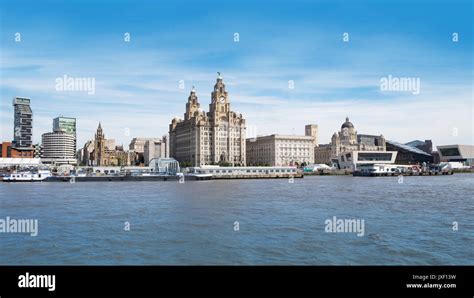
[0,0,472,148]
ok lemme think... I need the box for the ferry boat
[353,164,453,176]
[2,170,52,182]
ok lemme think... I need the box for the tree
[179,161,193,168]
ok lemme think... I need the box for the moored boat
[2,170,51,182]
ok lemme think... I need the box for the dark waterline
[1,174,473,265]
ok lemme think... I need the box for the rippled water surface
[1,174,473,265]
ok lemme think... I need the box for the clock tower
[169,72,246,167]
[184,86,200,120]
[209,72,230,121]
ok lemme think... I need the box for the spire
[345,116,349,122]
[217,71,222,80]
[96,122,104,139]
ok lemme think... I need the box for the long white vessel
[2,170,51,182]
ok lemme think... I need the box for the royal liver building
[169,73,246,166]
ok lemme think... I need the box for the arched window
[221,106,224,112]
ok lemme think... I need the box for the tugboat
[2,170,52,182]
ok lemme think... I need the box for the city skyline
[0,0,472,148]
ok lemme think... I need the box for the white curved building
[41,129,77,164]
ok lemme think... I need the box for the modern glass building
[53,117,76,151]
[386,140,434,165]
[437,145,474,166]
[337,150,398,170]
[12,97,33,148]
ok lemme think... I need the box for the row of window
[201,169,296,174]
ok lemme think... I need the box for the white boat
[184,173,213,180]
[2,170,51,182]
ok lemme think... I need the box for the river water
[0,174,473,265]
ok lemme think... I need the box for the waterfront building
[41,129,77,165]
[76,148,84,163]
[432,151,441,164]
[12,97,33,148]
[129,138,148,153]
[337,150,398,170]
[0,141,34,158]
[149,157,180,174]
[129,137,167,165]
[314,144,332,165]
[305,124,319,147]
[82,123,129,166]
[53,116,76,152]
[405,139,433,154]
[80,140,95,165]
[143,137,168,166]
[129,137,146,163]
[246,131,315,166]
[330,117,386,161]
[436,144,474,166]
[169,73,246,166]
[386,140,433,165]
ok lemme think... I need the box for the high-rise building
[53,116,76,152]
[53,116,76,135]
[169,73,246,166]
[12,97,33,148]
[41,129,77,164]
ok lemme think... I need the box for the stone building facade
[169,73,246,166]
[82,123,129,166]
[246,125,316,166]
[314,144,332,164]
[330,117,386,160]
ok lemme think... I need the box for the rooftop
[387,140,432,156]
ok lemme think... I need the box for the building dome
[341,116,354,129]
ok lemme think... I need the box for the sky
[0,0,472,149]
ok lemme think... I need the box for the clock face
[219,96,225,103]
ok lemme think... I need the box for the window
[439,148,460,156]
[358,152,393,161]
